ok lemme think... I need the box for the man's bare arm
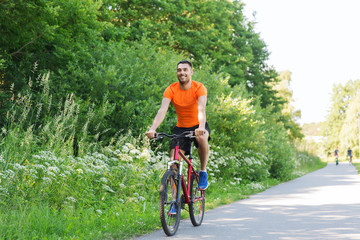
[196,95,207,135]
[146,97,171,138]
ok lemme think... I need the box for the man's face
[177,63,193,85]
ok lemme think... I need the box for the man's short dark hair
[177,60,192,68]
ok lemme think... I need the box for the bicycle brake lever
[184,131,196,138]
[154,133,164,140]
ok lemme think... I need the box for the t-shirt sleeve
[163,86,173,100]
[196,84,207,98]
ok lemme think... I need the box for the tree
[271,70,303,140]
[325,80,360,155]
[0,0,113,126]
[99,0,282,109]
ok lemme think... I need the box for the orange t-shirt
[164,81,207,128]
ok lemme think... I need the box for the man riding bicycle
[146,60,210,194]
[347,147,353,163]
[334,147,339,165]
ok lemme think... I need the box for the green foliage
[1,0,302,146]
[292,150,326,177]
[0,0,113,127]
[325,80,360,157]
[1,0,105,79]
[101,0,283,109]
[260,109,296,180]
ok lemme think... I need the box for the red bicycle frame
[172,144,202,205]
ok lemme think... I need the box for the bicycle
[153,131,205,236]
[335,155,339,165]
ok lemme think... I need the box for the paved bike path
[134,162,360,240]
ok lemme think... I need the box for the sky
[241,0,360,124]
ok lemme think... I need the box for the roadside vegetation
[301,80,360,159]
[353,163,360,173]
[0,1,325,239]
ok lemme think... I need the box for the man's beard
[178,76,189,85]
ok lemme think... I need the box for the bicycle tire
[159,169,181,236]
[189,171,205,226]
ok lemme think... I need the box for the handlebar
[152,131,196,140]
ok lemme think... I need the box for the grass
[0,178,278,240]
[0,201,160,239]
[353,162,360,173]
[0,160,325,240]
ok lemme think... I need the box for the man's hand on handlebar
[195,127,206,137]
[146,129,157,139]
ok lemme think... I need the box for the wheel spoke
[159,170,181,236]
[189,171,205,226]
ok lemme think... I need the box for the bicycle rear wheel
[189,171,205,226]
[159,170,181,236]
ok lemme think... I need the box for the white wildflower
[118,153,132,162]
[140,149,151,160]
[47,171,56,178]
[103,184,114,193]
[92,152,108,161]
[14,163,26,171]
[113,149,121,155]
[48,166,60,173]
[84,168,94,174]
[121,145,129,153]
[247,182,265,191]
[125,143,135,150]
[244,157,253,165]
[34,164,46,171]
[5,169,15,178]
[100,177,108,183]
[65,196,77,203]
[42,177,52,185]
[130,149,141,156]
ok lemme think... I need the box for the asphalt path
[135,162,360,240]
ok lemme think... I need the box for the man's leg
[196,131,210,171]
[196,131,209,190]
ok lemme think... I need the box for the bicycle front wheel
[159,169,181,236]
[189,171,205,226]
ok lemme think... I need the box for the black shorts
[170,122,211,154]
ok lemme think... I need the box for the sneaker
[198,171,208,190]
[167,203,177,215]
